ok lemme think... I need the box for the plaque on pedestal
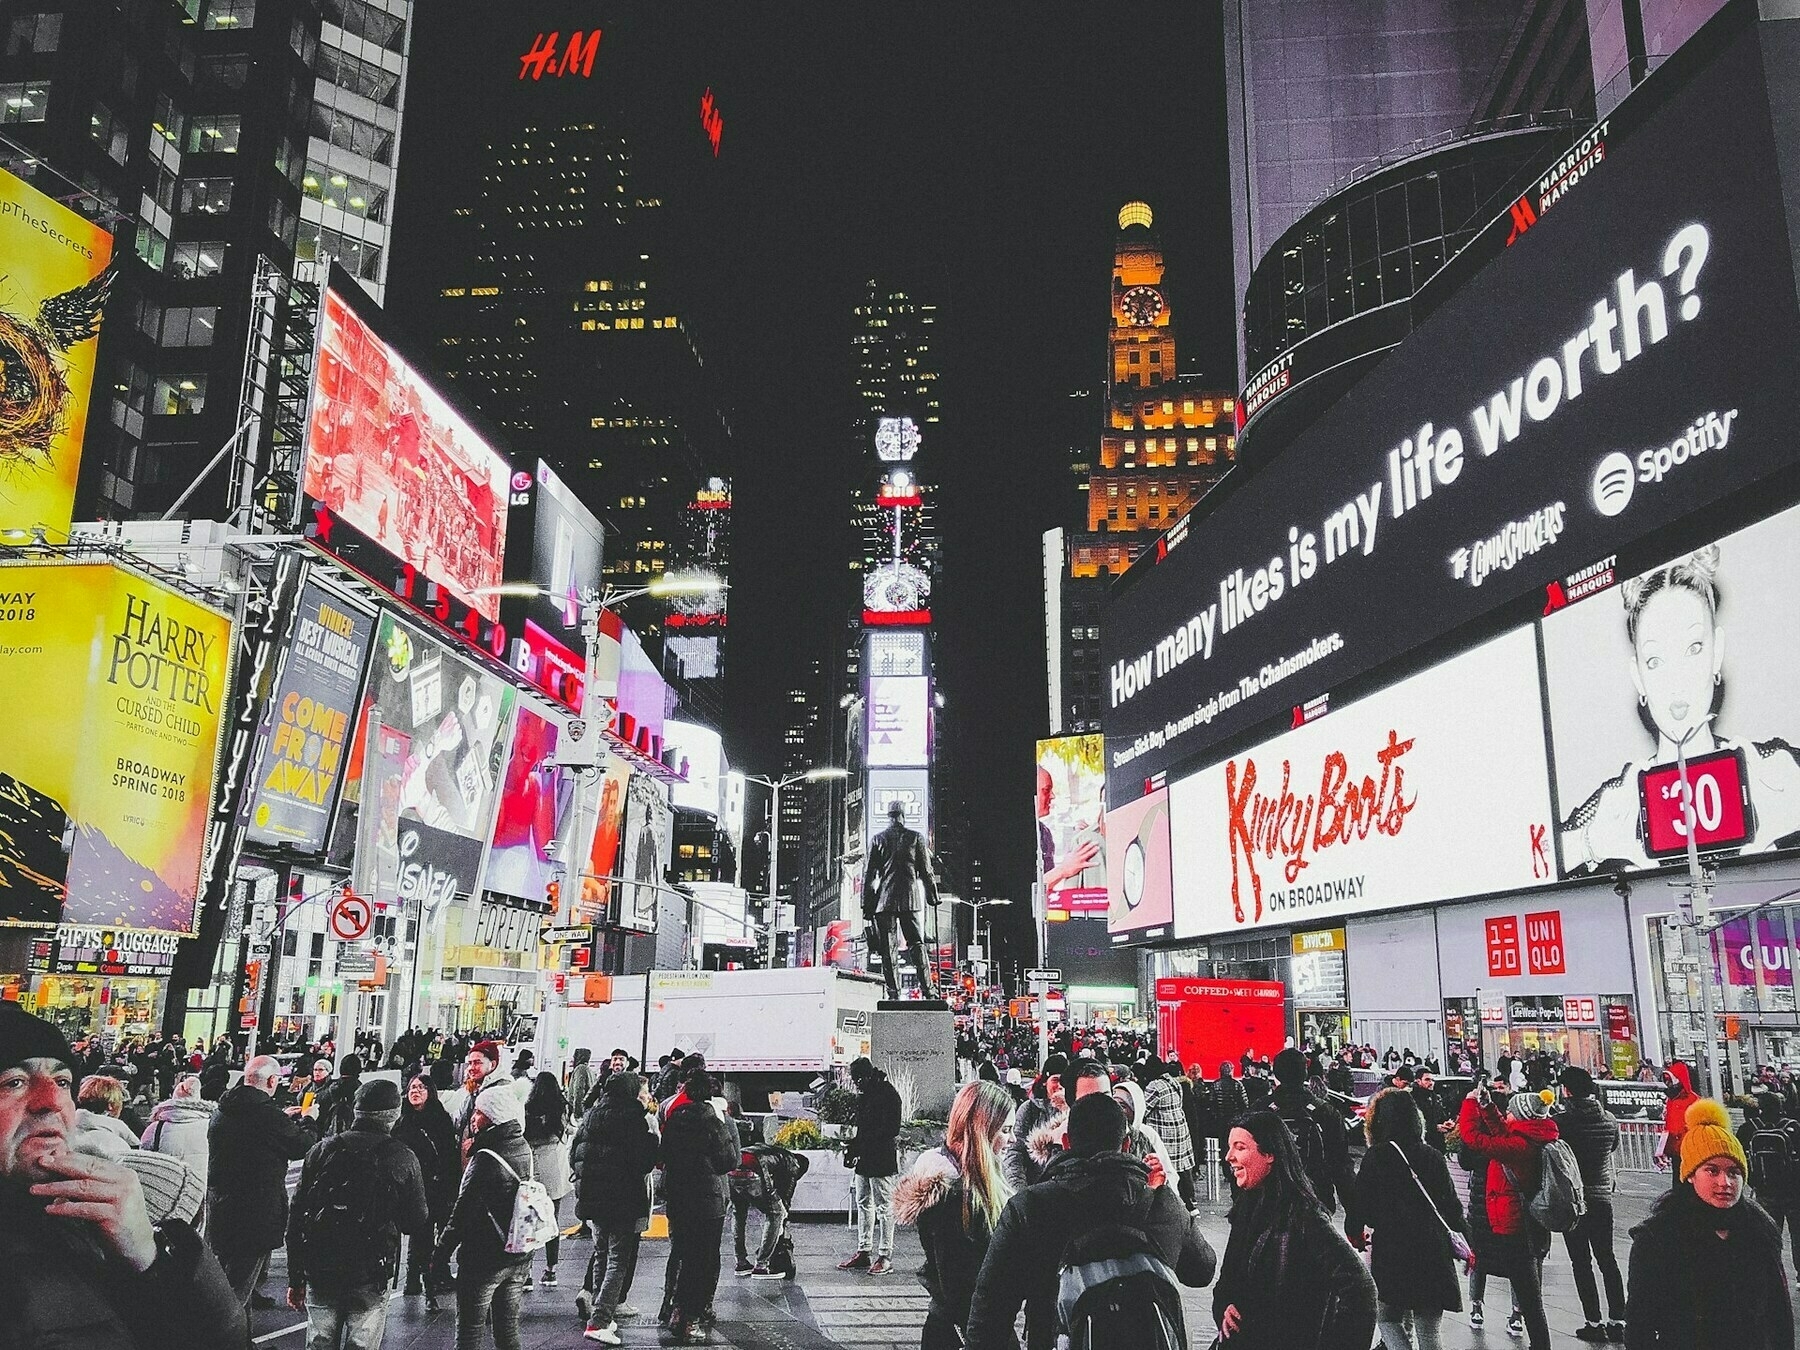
[872,1002,955,1121]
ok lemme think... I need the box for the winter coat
[1142,1074,1196,1173]
[845,1070,903,1178]
[1269,1079,1355,1213]
[658,1099,738,1218]
[862,820,939,916]
[392,1096,461,1220]
[1347,1138,1465,1312]
[1556,1096,1621,1198]
[286,1122,431,1298]
[1625,1184,1793,1349]
[1212,1072,1250,1132]
[207,1081,318,1251]
[1004,1093,1056,1189]
[141,1096,215,1189]
[964,1148,1216,1350]
[1457,1097,1559,1237]
[1113,1079,1179,1178]
[438,1119,533,1274]
[314,1073,361,1137]
[894,1148,995,1332]
[525,1107,573,1202]
[567,1058,597,1114]
[573,1093,659,1230]
[1211,1188,1378,1350]
[1662,1061,1699,1159]
[0,1192,245,1350]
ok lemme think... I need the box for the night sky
[388,5,1233,964]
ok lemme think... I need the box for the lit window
[169,241,227,279]
[185,114,241,154]
[204,0,255,27]
[0,81,50,125]
[441,287,466,296]
[151,373,207,415]
[178,176,233,215]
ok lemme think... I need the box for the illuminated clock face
[864,561,931,613]
[1123,839,1146,909]
[1120,286,1165,325]
[874,416,921,462]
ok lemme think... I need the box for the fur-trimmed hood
[894,1146,959,1225]
[1027,1110,1069,1167]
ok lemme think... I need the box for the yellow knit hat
[1678,1098,1747,1182]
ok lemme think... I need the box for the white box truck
[542,967,884,1101]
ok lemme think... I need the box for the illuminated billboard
[502,459,604,701]
[666,719,725,817]
[616,773,671,934]
[1036,736,1106,915]
[485,705,572,903]
[875,416,921,462]
[0,563,232,932]
[332,612,516,917]
[867,675,928,767]
[244,577,375,853]
[302,279,511,622]
[0,166,114,536]
[867,769,930,848]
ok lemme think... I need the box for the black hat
[1273,1047,1307,1084]
[356,1078,402,1112]
[0,1000,73,1075]
[887,799,907,820]
[1067,1092,1129,1156]
[1392,1064,1417,1084]
[1558,1065,1597,1099]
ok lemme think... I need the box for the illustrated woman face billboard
[1544,502,1800,875]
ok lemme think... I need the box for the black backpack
[1749,1120,1798,1195]
[1056,1189,1187,1350]
[300,1135,402,1287]
[1274,1098,1333,1209]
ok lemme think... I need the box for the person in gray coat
[142,1073,216,1192]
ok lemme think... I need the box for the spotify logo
[1591,452,1636,517]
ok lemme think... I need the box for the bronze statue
[862,800,939,999]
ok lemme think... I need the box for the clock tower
[1110,200,1175,395]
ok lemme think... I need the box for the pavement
[246,1168,1800,1348]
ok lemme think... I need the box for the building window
[1149,348,1161,363]
[152,373,207,416]
[298,223,381,281]
[90,103,130,165]
[316,45,400,108]
[302,167,387,221]
[169,240,226,279]
[200,53,250,91]
[1126,349,1140,364]
[0,81,49,124]
[308,105,395,165]
[152,93,184,149]
[268,194,297,249]
[160,305,217,346]
[321,0,407,53]
[178,176,233,216]
[204,0,255,29]
[186,114,241,154]
[6,13,60,54]
[134,223,169,272]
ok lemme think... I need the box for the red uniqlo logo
[1526,911,1566,975]
[1486,917,1521,978]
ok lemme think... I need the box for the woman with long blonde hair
[895,1080,1015,1348]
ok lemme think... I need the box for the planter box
[790,1148,926,1216]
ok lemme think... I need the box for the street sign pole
[1676,732,1723,1102]
[1032,883,1049,1071]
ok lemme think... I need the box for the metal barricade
[1617,1119,1663,1172]
[1199,1136,1223,1206]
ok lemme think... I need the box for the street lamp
[475,571,727,611]
[949,897,1011,1002]
[741,767,848,968]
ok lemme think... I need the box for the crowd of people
[6,1000,1799,1350]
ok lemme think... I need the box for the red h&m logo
[518,30,602,81]
[1486,916,1521,978]
[701,87,724,157]
[1525,910,1566,975]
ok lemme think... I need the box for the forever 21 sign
[1100,26,1800,804]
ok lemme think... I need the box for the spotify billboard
[1100,9,1800,806]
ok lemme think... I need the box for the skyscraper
[1048,203,1236,735]
[395,12,733,670]
[3,0,414,525]
[1222,1,1531,381]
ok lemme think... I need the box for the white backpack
[479,1148,561,1253]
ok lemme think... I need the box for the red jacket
[1458,1097,1559,1235]
[1663,1060,1697,1139]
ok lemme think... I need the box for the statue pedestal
[872,1002,955,1121]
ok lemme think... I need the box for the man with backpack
[437,1082,537,1350]
[1742,1088,1800,1283]
[1269,1048,1354,1214]
[730,1142,810,1278]
[1554,1067,1623,1342]
[964,1092,1216,1350]
[286,1079,430,1349]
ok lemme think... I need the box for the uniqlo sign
[1486,917,1521,977]
[1525,910,1566,975]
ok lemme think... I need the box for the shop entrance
[1355,1018,1436,1064]
[1297,1009,1350,1052]
[1482,1026,1607,1075]
[35,976,164,1043]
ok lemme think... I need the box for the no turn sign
[328,890,373,942]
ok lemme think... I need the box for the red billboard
[1154,978,1286,1075]
[303,282,511,621]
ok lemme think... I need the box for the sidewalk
[246,1169,1799,1349]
